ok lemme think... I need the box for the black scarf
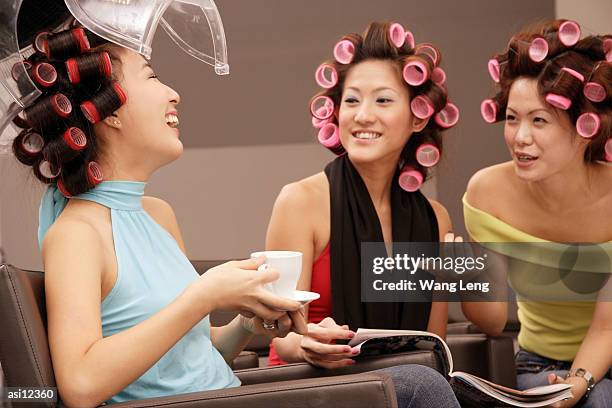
[325,155,438,330]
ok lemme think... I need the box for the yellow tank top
[462,195,611,361]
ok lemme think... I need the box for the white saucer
[290,290,320,305]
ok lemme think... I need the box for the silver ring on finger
[262,320,277,330]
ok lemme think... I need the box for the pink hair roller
[416,144,440,167]
[389,23,406,48]
[410,95,434,119]
[435,102,459,128]
[605,139,612,162]
[310,95,334,120]
[604,38,612,62]
[487,58,500,83]
[480,99,498,123]
[312,114,333,129]
[317,123,341,148]
[545,93,572,110]
[576,113,600,138]
[398,165,423,192]
[405,31,415,49]
[333,40,355,64]
[431,67,446,86]
[558,20,581,47]
[403,60,429,86]
[528,37,549,62]
[415,44,439,66]
[315,63,338,89]
[561,67,584,82]
[583,82,606,103]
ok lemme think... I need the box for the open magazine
[348,329,573,407]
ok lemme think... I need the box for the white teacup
[250,251,302,299]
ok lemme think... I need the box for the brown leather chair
[0,263,452,407]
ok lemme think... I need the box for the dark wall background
[151,0,555,236]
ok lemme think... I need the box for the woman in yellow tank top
[463,20,611,408]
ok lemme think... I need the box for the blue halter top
[38,181,240,404]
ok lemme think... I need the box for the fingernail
[347,359,356,365]
[351,348,360,355]
[347,332,355,338]
[344,346,351,353]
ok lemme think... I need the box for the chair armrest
[446,334,517,388]
[235,350,443,385]
[230,351,259,370]
[107,373,397,408]
[447,321,520,335]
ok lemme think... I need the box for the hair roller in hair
[415,44,440,66]
[431,67,446,86]
[63,127,88,151]
[480,99,498,123]
[405,31,415,49]
[560,67,584,83]
[583,82,606,103]
[416,143,440,167]
[403,59,430,86]
[487,58,501,83]
[80,82,126,124]
[434,102,460,128]
[312,115,333,129]
[310,95,335,120]
[20,131,44,156]
[605,138,612,162]
[87,161,104,186]
[389,23,406,48]
[317,123,341,149]
[575,113,600,138]
[398,165,423,192]
[45,28,91,59]
[11,61,31,82]
[25,93,72,132]
[528,37,549,62]
[56,180,71,197]
[34,31,49,54]
[333,40,355,64]
[604,38,612,62]
[410,95,435,119]
[545,93,572,110]
[31,63,58,88]
[558,20,581,47]
[315,63,338,89]
[66,52,112,84]
[39,160,60,179]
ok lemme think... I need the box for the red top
[267,243,332,366]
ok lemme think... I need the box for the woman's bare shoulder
[276,172,328,211]
[465,162,515,212]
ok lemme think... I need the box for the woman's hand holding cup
[196,256,306,336]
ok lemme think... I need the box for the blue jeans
[373,364,460,408]
[515,349,612,408]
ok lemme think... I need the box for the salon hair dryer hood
[0,0,229,152]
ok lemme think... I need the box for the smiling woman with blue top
[4,2,307,406]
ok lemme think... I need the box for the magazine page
[450,374,573,407]
[348,328,454,374]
